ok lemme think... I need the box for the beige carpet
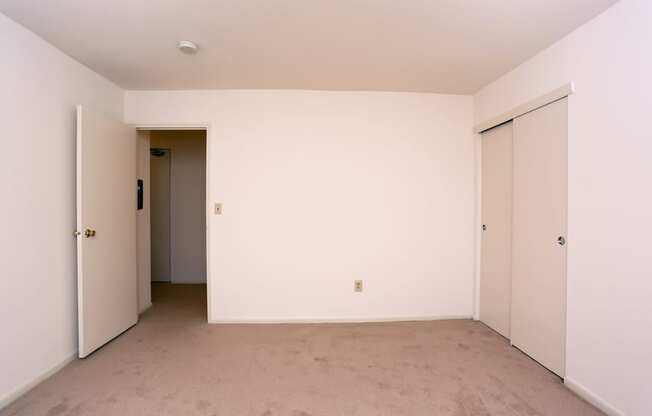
[2,283,602,416]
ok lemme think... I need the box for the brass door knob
[84,229,97,238]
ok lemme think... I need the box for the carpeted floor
[2,283,602,416]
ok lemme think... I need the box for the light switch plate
[214,203,223,215]
[354,280,363,292]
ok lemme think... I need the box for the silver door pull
[557,236,566,246]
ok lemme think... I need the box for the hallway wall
[150,131,207,284]
[136,130,152,311]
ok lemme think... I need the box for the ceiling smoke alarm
[177,40,198,54]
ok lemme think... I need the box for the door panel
[150,149,171,282]
[480,122,513,338]
[76,105,137,358]
[511,98,567,377]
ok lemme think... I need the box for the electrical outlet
[354,280,363,292]
[214,203,223,215]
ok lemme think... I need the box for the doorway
[138,129,208,320]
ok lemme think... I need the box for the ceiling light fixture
[177,40,198,54]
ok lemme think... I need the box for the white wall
[125,90,476,323]
[474,0,652,414]
[150,130,207,284]
[0,13,123,408]
[136,130,151,311]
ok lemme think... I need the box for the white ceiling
[0,0,617,93]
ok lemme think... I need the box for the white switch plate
[214,203,223,215]
[354,280,363,292]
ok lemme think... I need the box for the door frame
[133,123,212,322]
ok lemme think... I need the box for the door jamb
[133,123,212,322]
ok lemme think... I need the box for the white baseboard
[209,315,472,324]
[0,352,77,411]
[564,377,625,416]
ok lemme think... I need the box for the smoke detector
[177,40,198,54]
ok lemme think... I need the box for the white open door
[76,105,138,358]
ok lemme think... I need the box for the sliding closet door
[480,122,513,338]
[511,98,567,377]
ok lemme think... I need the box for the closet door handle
[557,236,566,246]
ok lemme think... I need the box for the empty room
[0,1,649,415]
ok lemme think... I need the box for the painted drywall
[150,131,207,284]
[0,12,123,408]
[150,147,172,281]
[474,0,652,414]
[136,130,152,311]
[125,90,476,322]
[0,0,618,93]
